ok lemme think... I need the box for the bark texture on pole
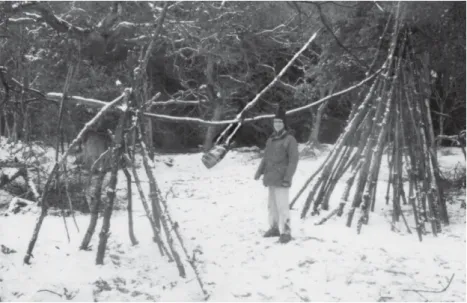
[80,171,106,250]
[124,168,138,246]
[297,5,449,240]
[24,93,125,264]
[123,153,171,259]
[96,89,131,265]
[139,133,186,277]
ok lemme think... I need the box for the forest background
[0,1,465,151]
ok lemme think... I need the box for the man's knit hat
[274,105,287,127]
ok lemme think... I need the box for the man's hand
[254,173,261,181]
[281,180,291,188]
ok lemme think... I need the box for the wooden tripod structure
[297,5,449,241]
[21,2,210,299]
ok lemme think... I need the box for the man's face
[273,118,284,132]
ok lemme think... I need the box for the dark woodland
[0,1,464,151]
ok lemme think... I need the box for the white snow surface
[0,143,465,302]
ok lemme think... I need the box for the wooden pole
[79,171,106,250]
[96,91,131,265]
[138,128,186,277]
[124,168,138,246]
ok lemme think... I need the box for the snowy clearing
[0,144,465,302]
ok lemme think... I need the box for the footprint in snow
[233,292,251,298]
[302,236,325,242]
[298,259,316,267]
[257,292,273,300]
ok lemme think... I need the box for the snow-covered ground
[0,142,465,302]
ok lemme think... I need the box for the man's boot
[263,227,280,237]
[279,233,292,244]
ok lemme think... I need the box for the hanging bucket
[202,145,228,169]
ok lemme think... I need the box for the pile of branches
[297,6,449,242]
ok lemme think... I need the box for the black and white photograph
[0,1,465,301]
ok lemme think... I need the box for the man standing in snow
[254,105,299,244]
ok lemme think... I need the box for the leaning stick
[123,154,171,259]
[123,168,138,246]
[79,171,106,250]
[154,185,209,298]
[215,29,322,142]
[301,73,382,219]
[289,162,325,209]
[23,91,126,264]
[62,166,79,232]
[138,132,186,277]
[96,99,131,265]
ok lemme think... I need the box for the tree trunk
[12,110,18,142]
[145,117,154,159]
[21,71,30,143]
[0,112,3,137]
[203,103,223,151]
[307,84,334,146]
[420,53,437,160]
[5,112,10,138]
[308,108,317,144]
[203,55,224,152]
[307,104,324,148]
[22,104,30,143]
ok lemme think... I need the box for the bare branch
[5,17,40,25]
[320,1,359,9]
[45,66,381,126]
[44,92,200,111]
[124,35,149,44]
[46,93,107,108]
[208,11,239,23]
[152,100,202,106]
[36,289,63,298]
[145,67,381,125]
[10,2,91,38]
[298,1,358,9]
[313,2,370,72]
[219,74,248,85]
[0,67,45,101]
[436,135,462,144]
[277,80,297,92]
[141,2,170,70]
[236,29,321,118]
[431,110,451,118]
[254,24,287,36]
[5,1,38,14]
[403,274,455,294]
[258,64,276,73]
